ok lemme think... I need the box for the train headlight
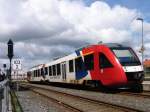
[134,74,138,79]
[134,73,143,79]
[138,73,142,78]
[134,73,141,79]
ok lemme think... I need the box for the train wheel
[97,81,108,91]
[131,84,143,93]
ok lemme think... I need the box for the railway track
[32,89,83,112]
[20,83,144,112]
[118,91,150,99]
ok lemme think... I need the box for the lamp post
[136,18,144,65]
[7,39,14,80]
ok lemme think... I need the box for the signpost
[12,59,22,91]
[13,59,22,71]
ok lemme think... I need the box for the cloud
[0,0,150,70]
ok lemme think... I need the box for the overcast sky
[0,0,150,71]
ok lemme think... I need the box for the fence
[144,67,150,77]
[0,80,10,112]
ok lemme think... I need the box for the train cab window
[52,65,56,76]
[49,66,52,76]
[69,60,74,72]
[84,54,94,70]
[75,57,84,72]
[45,67,48,75]
[99,53,113,68]
[57,64,61,75]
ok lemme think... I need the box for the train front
[111,47,144,91]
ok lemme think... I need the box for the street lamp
[7,39,14,80]
[136,18,144,65]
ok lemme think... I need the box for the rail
[118,91,150,99]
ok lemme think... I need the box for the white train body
[28,52,91,84]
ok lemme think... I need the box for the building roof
[144,59,150,67]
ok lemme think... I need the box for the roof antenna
[98,41,103,44]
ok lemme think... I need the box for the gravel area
[24,83,150,112]
[16,90,72,112]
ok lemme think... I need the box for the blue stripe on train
[75,50,88,80]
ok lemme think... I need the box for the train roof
[102,43,128,48]
[29,43,130,71]
[75,43,128,52]
[45,53,77,66]
[46,43,127,65]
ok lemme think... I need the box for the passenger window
[75,57,84,72]
[45,67,48,75]
[69,60,74,72]
[41,68,44,76]
[36,70,38,77]
[84,54,94,70]
[33,70,36,77]
[52,65,56,76]
[57,64,61,75]
[49,66,52,76]
[38,69,40,77]
[99,53,113,68]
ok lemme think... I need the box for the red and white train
[27,43,144,91]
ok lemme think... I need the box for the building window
[99,53,113,68]
[84,54,94,70]
[75,57,84,72]
[57,64,61,75]
[52,65,56,76]
[49,66,52,76]
[69,60,74,72]
[45,67,48,75]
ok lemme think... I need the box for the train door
[99,52,115,85]
[61,62,66,80]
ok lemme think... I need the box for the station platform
[0,80,12,112]
[143,79,150,91]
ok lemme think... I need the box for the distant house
[144,59,150,74]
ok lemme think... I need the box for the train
[27,43,144,92]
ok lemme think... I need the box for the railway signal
[7,39,14,80]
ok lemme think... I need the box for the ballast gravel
[25,84,150,112]
[16,90,72,112]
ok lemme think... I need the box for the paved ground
[143,81,150,91]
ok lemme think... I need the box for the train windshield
[111,48,141,66]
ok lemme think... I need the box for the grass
[10,90,23,112]
[145,73,150,77]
